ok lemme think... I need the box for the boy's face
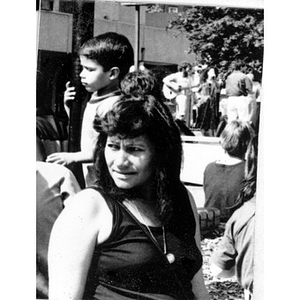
[79,55,111,93]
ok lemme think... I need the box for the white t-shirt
[80,90,122,186]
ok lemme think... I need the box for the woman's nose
[114,150,130,168]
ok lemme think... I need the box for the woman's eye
[107,143,119,150]
[128,146,143,152]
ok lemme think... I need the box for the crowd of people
[36,31,260,300]
[162,59,262,138]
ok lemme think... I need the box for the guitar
[163,80,197,100]
[162,83,179,100]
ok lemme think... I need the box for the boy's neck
[96,81,120,97]
[216,152,244,165]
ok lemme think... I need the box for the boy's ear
[109,67,120,80]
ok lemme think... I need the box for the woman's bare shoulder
[64,188,109,216]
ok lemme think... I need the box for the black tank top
[83,185,202,300]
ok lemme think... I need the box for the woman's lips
[113,170,136,176]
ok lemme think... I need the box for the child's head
[79,32,134,80]
[220,120,253,159]
[120,70,161,100]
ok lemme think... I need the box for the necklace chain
[128,201,166,253]
[125,200,175,263]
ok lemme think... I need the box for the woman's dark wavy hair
[229,132,258,212]
[93,94,183,223]
[199,66,219,84]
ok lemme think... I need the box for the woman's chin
[114,180,134,190]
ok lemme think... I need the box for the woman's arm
[187,190,210,300]
[48,189,112,300]
[210,262,235,278]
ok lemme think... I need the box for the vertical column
[67,0,93,188]
[134,5,140,71]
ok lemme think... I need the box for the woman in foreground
[48,94,209,300]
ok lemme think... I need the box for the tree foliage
[168,7,264,75]
[146,4,163,13]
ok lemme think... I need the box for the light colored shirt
[80,90,122,186]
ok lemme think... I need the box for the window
[168,7,178,13]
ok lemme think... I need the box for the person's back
[225,61,253,123]
[226,70,252,97]
[204,160,245,221]
[36,162,81,298]
[46,32,134,187]
[203,120,253,222]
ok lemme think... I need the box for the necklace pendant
[166,253,175,264]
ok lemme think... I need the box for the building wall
[37,10,73,53]
[94,2,195,66]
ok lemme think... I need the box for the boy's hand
[64,81,76,118]
[46,152,76,166]
[64,81,76,106]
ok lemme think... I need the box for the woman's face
[105,135,156,192]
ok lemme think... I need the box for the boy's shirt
[81,90,122,186]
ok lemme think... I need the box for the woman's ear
[109,67,120,80]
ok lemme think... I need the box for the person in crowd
[48,94,209,300]
[190,65,202,127]
[121,69,194,138]
[246,66,261,102]
[203,119,255,222]
[46,32,134,187]
[214,72,228,137]
[246,66,262,133]
[195,66,220,136]
[162,61,193,124]
[120,69,161,100]
[210,133,258,300]
[225,60,254,123]
[36,161,81,299]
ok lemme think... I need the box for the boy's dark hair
[93,94,182,222]
[78,32,134,80]
[120,70,161,100]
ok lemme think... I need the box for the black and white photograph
[33,1,266,299]
[0,0,293,299]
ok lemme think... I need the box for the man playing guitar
[162,62,193,123]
